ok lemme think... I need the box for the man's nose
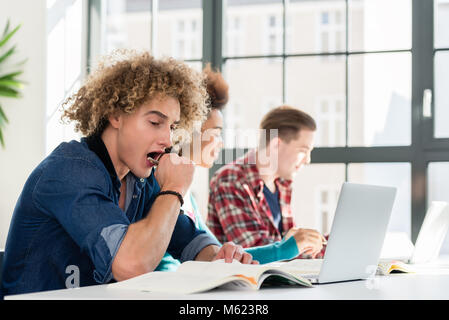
[304,152,311,164]
[158,127,172,148]
[299,151,311,165]
[216,135,224,150]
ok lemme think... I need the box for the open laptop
[381,201,449,264]
[411,201,449,264]
[284,182,397,284]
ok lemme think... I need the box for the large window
[85,0,449,251]
[102,0,152,54]
[222,0,412,149]
[219,0,414,240]
[90,0,203,68]
[46,0,87,155]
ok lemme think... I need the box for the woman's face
[193,109,224,168]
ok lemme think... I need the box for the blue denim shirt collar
[83,134,149,197]
[84,134,121,192]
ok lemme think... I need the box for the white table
[5,257,449,300]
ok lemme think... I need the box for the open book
[377,260,416,275]
[108,259,313,294]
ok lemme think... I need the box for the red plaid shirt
[207,149,296,248]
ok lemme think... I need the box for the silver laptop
[410,201,449,264]
[295,182,397,284]
[380,202,449,265]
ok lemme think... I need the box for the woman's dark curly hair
[203,63,229,111]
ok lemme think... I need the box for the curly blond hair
[61,50,209,143]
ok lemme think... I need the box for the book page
[108,260,312,294]
[177,260,271,281]
[377,260,415,275]
[177,260,313,287]
[108,271,255,294]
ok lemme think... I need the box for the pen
[147,156,159,165]
[147,147,173,166]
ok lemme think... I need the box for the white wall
[0,0,47,248]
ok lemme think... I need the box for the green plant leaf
[13,57,28,67]
[0,20,25,149]
[0,45,16,64]
[0,127,5,148]
[0,103,8,124]
[0,71,22,81]
[0,85,20,98]
[2,20,10,38]
[0,79,23,88]
[0,24,20,48]
[0,103,5,148]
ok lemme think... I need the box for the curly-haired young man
[0,51,254,297]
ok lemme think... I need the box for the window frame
[205,0,449,243]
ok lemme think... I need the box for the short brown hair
[61,50,208,143]
[259,105,316,147]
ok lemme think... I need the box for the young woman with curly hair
[0,51,254,297]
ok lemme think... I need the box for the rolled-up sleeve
[167,214,220,262]
[33,159,130,284]
[94,223,128,282]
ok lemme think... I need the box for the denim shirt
[0,135,219,297]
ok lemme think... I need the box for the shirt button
[140,178,145,183]
[132,195,138,199]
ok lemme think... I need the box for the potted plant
[0,19,26,148]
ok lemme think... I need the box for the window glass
[158,0,202,60]
[285,56,346,147]
[348,52,411,146]
[46,0,83,154]
[291,164,346,235]
[348,0,411,52]
[224,0,283,57]
[435,0,449,48]
[348,163,411,238]
[223,58,283,148]
[102,0,152,53]
[434,51,449,138]
[286,0,346,54]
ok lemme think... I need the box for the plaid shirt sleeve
[207,178,276,248]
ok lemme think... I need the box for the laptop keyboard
[288,259,323,276]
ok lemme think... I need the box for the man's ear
[270,136,281,151]
[108,112,122,129]
[263,136,280,158]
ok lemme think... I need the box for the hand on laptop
[285,228,326,259]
